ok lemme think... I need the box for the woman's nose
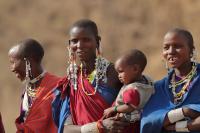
[76,40,84,49]
[118,74,121,79]
[168,46,175,54]
[10,65,15,72]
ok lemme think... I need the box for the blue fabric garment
[52,82,118,133]
[96,84,119,105]
[141,64,200,133]
[52,89,70,133]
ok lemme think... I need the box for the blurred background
[0,0,200,132]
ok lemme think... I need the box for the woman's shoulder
[197,63,200,71]
[106,63,123,90]
[154,75,170,91]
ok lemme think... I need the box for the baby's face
[115,59,137,85]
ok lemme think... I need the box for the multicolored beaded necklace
[80,57,110,96]
[170,63,197,104]
[26,71,46,98]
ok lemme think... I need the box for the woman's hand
[163,124,175,131]
[182,107,200,119]
[102,116,130,133]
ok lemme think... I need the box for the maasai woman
[141,28,200,133]
[52,19,130,133]
[9,39,61,133]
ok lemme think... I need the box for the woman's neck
[29,65,44,88]
[81,58,96,75]
[31,65,44,79]
[174,62,192,78]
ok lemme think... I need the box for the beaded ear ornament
[67,47,78,90]
[23,58,46,119]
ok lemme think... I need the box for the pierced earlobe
[191,49,197,62]
[162,58,170,71]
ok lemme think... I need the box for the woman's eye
[163,45,169,50]
[82,38,90,42]
[70,39,78,44]
[174,44,183,49]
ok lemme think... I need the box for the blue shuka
[141,64,200,133]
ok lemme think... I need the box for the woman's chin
[168,64,179,69]
[17,75,25,82]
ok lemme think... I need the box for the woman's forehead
[70,27,94,37]
[163,32,187,44]
[9,46,21,57]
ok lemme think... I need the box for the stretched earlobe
[162,58,170,72]
[191,49,197,62]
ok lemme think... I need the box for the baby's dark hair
[18,38,44,63]
[120,49,147,72]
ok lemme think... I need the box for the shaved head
[9,38,44,63]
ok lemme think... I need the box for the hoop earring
[67,46,78,90]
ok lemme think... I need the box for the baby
[103,49,154,123]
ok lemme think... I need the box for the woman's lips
[168,57,178,64]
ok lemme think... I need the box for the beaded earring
[191,49,198,62]
[67,46,78,90]
[24,58,32,83]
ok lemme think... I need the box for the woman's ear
[96,36,101,47]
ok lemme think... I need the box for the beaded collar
[81,57,110,96]
[169,63,197,104]
[25,71,46,98]
[29,71,46,84]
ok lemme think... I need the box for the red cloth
[70,74,110,125]
[123,87,140,133]
[15,72,61,133]
[0,113,5,133]
[123,88,140,107]
[113,87,140,133]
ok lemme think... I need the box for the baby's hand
[103,107,116,119]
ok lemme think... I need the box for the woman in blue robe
[141,28,200,133]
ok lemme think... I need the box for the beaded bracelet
[175,120,189,132]
[114,105,118,112]
[97,120,104,133]
[168,108,184,123]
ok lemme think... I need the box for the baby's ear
[132,64,141,72]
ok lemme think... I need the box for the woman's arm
[63,116,129,133]
[183,107,200,131]
[103,104,135,119]
[164,107,200,131]
[63,125,81,133]
[163,108,185,128]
